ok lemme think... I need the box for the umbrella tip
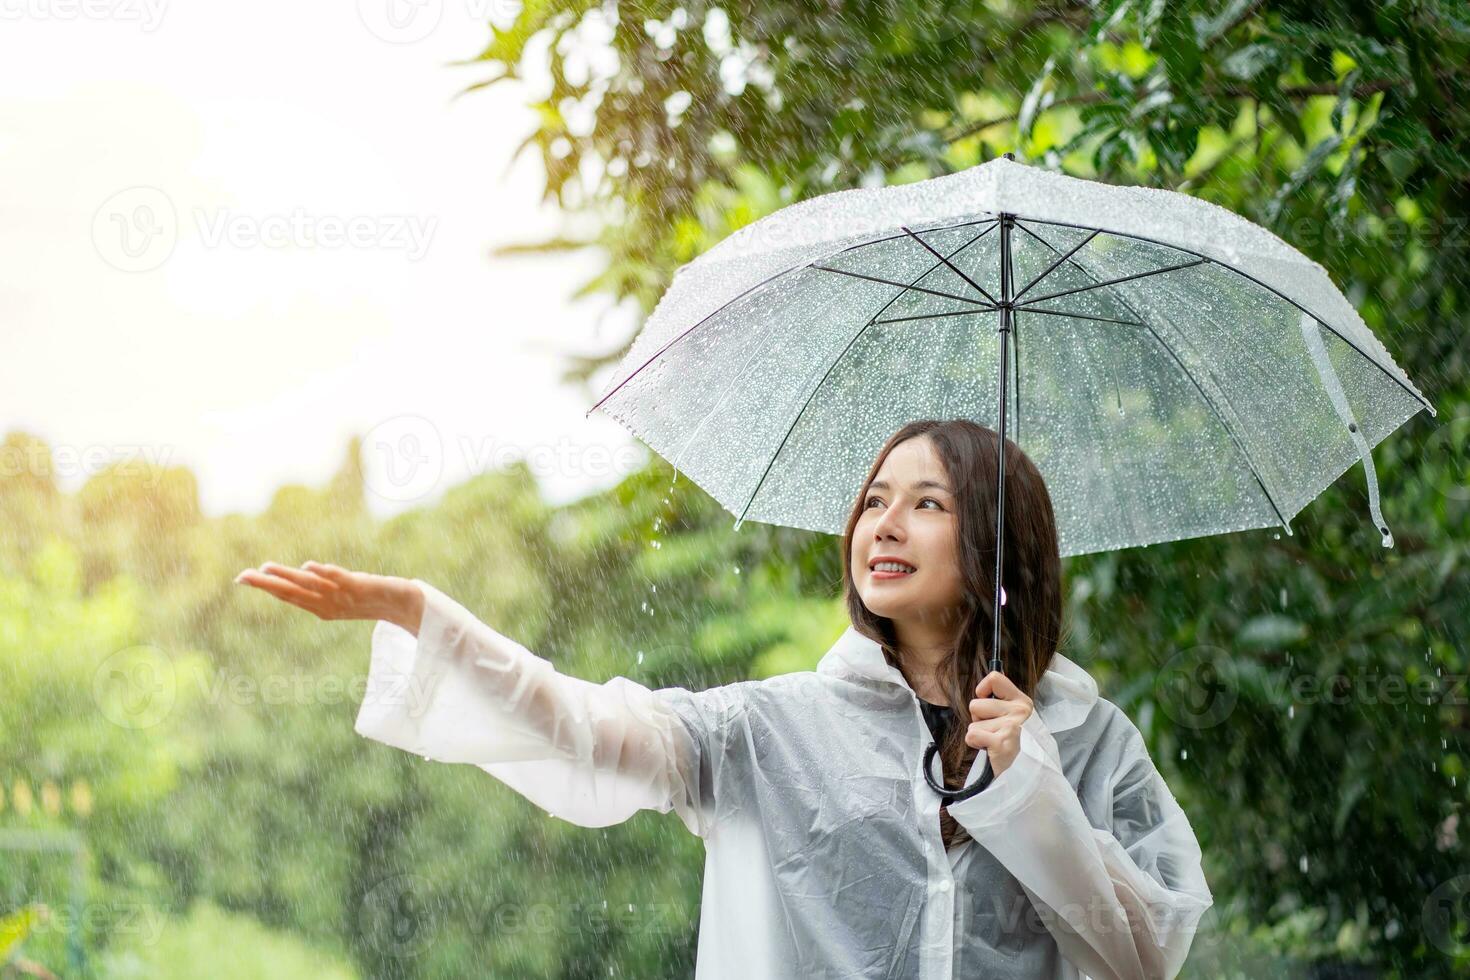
[1003,151,1015,161]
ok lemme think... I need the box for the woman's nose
[873,505,905,538]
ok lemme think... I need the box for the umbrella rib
[1012,229,1100,303]
[586,218,997,419]
[900,226,1000,306]
[659,214,992,473]
[1015,220,1293,532]
[824,216,997,260]
[1018,214,1435,418]
[586,262,813,418]
[872,307,995,324]
[1018,306,1145,328]
[810,265,992,306]
[1016,258,1207,309]
[735,226,996,527]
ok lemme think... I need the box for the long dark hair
[841,419,1068,850]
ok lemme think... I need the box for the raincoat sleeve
[947,710,1214,980]
[353,578,719,835]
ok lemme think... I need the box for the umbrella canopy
[586,156,1436,557]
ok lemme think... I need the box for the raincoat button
[936,878,951,893]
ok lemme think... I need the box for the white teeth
[873,561,915,573]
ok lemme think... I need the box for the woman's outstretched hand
[234,562,425,636]
[965,672,1035,777]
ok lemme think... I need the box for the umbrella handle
[922,738,996,802]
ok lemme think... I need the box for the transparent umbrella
[585,152,1438,803]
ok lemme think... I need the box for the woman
[236,419,1213,979]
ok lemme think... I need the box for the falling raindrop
[733,566,741,575]
[1299,855,1309,872]
[650,539,662,549]
[1288,704,1295,719]
[636,650,644,664]
[1279,587,1287,608]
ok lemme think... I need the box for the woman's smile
[869,556,919,581]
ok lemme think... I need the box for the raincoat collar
[815,626,1099,734]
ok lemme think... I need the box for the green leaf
[1238,614,1309,648]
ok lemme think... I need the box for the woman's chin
[861,595,912,619]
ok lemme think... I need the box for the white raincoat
[355,580,1215,979]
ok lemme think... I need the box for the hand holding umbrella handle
[922,737,996,802]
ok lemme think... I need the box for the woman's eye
[864,496,882,509]
[920,498,942,509]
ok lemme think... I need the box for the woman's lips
[869,566,916,580]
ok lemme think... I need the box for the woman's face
[851,435,966,627]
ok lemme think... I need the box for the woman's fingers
[236,560,395,623]
[968,697,1023,721]
[302,561,352,585]
[260,562,336,593]
[237,569,324,610]
[975,670,1032,706]
[964,725,1013,748]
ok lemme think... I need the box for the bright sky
[0,0,646,519]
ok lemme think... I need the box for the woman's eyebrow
[869,479,953,494]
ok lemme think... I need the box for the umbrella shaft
[991,213,1015,678]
